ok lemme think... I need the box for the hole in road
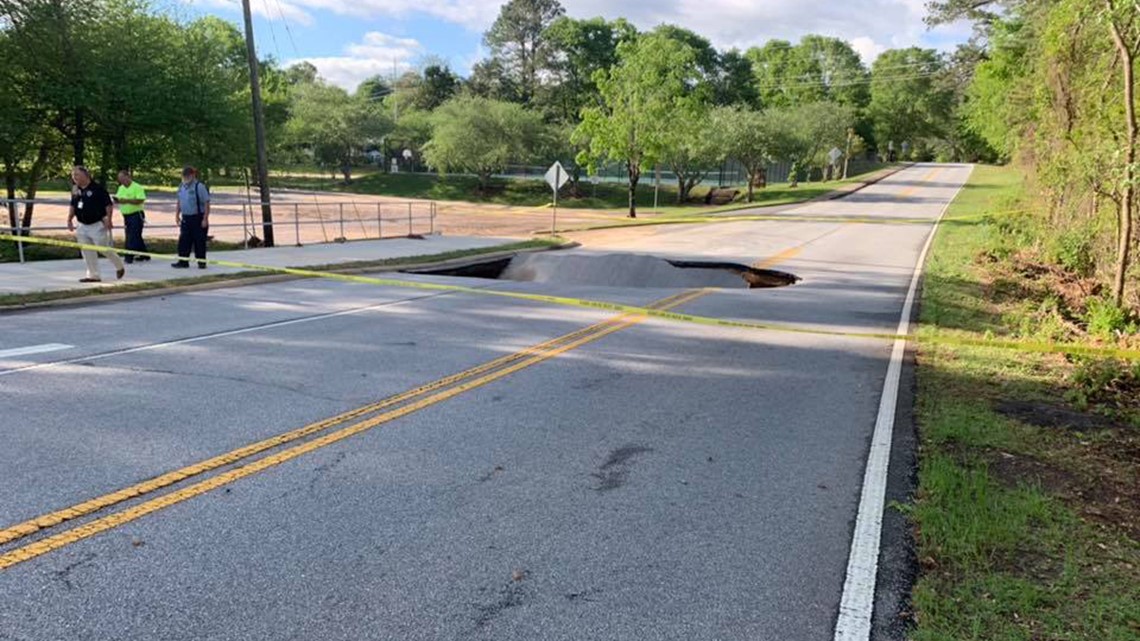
[406,252,799,289]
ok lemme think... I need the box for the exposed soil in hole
[407,251,799,289]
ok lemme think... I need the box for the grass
[0,234,244,263]
[911,164,1140,640]
[0,238,561,308]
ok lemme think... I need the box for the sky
[181,0,973,91]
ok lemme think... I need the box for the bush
[1084,297,1138,339]
[1065,357,1140,415]
[1048,230,1095,277]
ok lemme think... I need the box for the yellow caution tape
[3,233,1137,361]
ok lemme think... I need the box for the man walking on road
[115,170,149,263]
[173,166,210,269]
[67,166,125,283]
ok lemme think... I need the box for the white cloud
[189,0,314,26]
[288,31,423,90]
[194,0,969,80]
[849,37,888,63]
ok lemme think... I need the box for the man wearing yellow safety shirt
[114,170,149,263]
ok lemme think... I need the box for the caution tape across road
[2,233,1137,361]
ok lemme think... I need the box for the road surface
[0,164,971,640]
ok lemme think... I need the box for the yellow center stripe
[0,289,709,568]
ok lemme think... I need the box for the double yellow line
[0,288,709,571]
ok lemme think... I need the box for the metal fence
[3,198,437,263]
[478,157,884,187]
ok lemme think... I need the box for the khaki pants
[75,221,124,280]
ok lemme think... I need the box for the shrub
[1084,296,1137,339]
[1048,230,1095,277]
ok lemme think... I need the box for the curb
[0,242,577,314]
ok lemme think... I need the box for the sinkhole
[405,252,799,289]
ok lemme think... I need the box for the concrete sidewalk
[0,235,517,296]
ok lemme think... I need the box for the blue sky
[183,0,972,91]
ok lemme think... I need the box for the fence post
[12,201,25,264]
[294,203,301,247]
[376,203,382,239]
[429,201,435,235]
[407,202,413,236]
[338,203,345,242]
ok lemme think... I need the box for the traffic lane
[0,267,714,376]
[0,314,891,641]
[0,289,639,526]
[0,279,460,373]
[786,164,971,219]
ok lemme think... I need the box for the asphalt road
[0,164,973,640]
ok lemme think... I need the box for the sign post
[545,161,570,236]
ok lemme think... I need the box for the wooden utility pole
[240,0,275,247]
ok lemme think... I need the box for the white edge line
[833,164,974,641]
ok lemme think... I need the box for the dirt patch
[984,446,1140,542]
[994,399,1120,432]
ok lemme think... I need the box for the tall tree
[1103,0,1138,304]
[746,36,869,109]
[483,0,565,103]
[541,16,636,121]
[574,32,704,217]
[715,49,761,107]
[868,48,953,156]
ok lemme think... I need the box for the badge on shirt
[77,200,84,209]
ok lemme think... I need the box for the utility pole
[843,128,854,179]
[240,0,275,247]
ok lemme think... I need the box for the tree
[712,107,777,202]
[715,49,760,107]
[286,81,392,183]
[541,16,636,121]
[423,96,543,191]
[868,48,954,157]
[662,106,721,203]
[1103,0,1138,304]
[574,32,704,217]
[746,36,870,109]
[355,74,390,101]
[416,65,461,111]
[765,102,855,185]
[466,58,521,102]
[483,0,565,103]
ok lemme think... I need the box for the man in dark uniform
[66,166,125,283]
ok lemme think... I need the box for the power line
[751,70,943,92]
[273,0,300,57]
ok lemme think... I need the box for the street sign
[545,162,569,236]
[828,147,843,164]
[545,161,570,191]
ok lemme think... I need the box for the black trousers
[177,216,208,266]
[123,212,147,260]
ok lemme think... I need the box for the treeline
[938,0,1138,307]
[1,0,981,221]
